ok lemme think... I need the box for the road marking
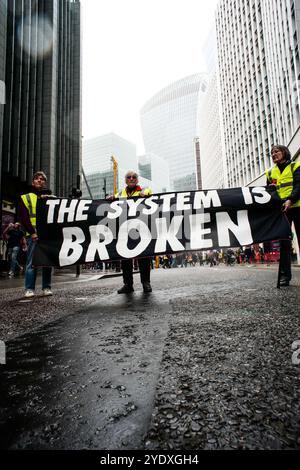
[87,274,104,281]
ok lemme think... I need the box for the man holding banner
[113,170,153,294]
[267,145,300,286]
[20,171,53,298]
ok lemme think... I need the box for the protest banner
[33,187,291,267]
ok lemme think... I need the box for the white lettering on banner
[57,199,79,223]
[44,188,273,226]
[50,186,285,267]
[116,220,152,258]
[160,193,176,212]
[48,199,93,224]
[242,187,253,205]
[176,192,191,211]
[86,225,113,261]
[155,216,185,253]
[127,198,144,217]
[76,200,93,221]
[46,199,61,223]
[252,187,271,204]
[59,227,85,266]
[142,196,159,215]
[216,210,253,246]
[242,187,271,205]
[96,202,119,240]
[193,190,221,209]
[107,200,125,219]
[188,213,213,249]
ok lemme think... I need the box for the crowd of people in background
[1,237,296,279]
[0,241,294,279]
[80,244,284,274]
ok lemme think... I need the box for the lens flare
[18,14,53,59]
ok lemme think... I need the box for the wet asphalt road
[0,264,300,450]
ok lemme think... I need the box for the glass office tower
[140,74,208,192]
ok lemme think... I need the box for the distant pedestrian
[208,250,216,267]
[226,248,235,266]
[171,255,178,268]
[244,246,252,264]
[163,255,170,269]
[3,222,26,277]
[176,254,184,267]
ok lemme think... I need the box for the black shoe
[279,279,290,286]
[143,282,152,293]
[117,284,134,294]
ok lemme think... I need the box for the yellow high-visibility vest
[21,192,37,234]
[115,187,152,198]
[266,162,300,208]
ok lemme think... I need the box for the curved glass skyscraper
[140,74,207,191]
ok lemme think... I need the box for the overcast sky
[81,0,219,154]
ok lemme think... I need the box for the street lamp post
[103,177,107,198]
[75,174,81,278]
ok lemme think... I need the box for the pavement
[0,264,300,450]
[0,268,122,290]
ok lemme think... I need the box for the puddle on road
[1,295,171,450]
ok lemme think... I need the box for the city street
[1,0,300,457]
[0,264,300,450]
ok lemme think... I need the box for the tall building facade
[82,132,150,199]
[216,0,300,187]
[138,153,171,193]
[199,28,226,190]
[140,74,208,192]
[0,0,82,226]
[0,0,7,192]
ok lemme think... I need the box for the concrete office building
[216,0,300,187]
[0,0,82,227]
[140,74,208,192]
[82,132,152,199]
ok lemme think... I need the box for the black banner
[33,187,291,267]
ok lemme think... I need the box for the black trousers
[280,207,300,280]
[121,258,151,286]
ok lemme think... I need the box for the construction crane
[111,155,118,195]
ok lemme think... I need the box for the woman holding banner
[266,145,300,286]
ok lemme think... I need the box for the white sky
[81,0,219,154]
